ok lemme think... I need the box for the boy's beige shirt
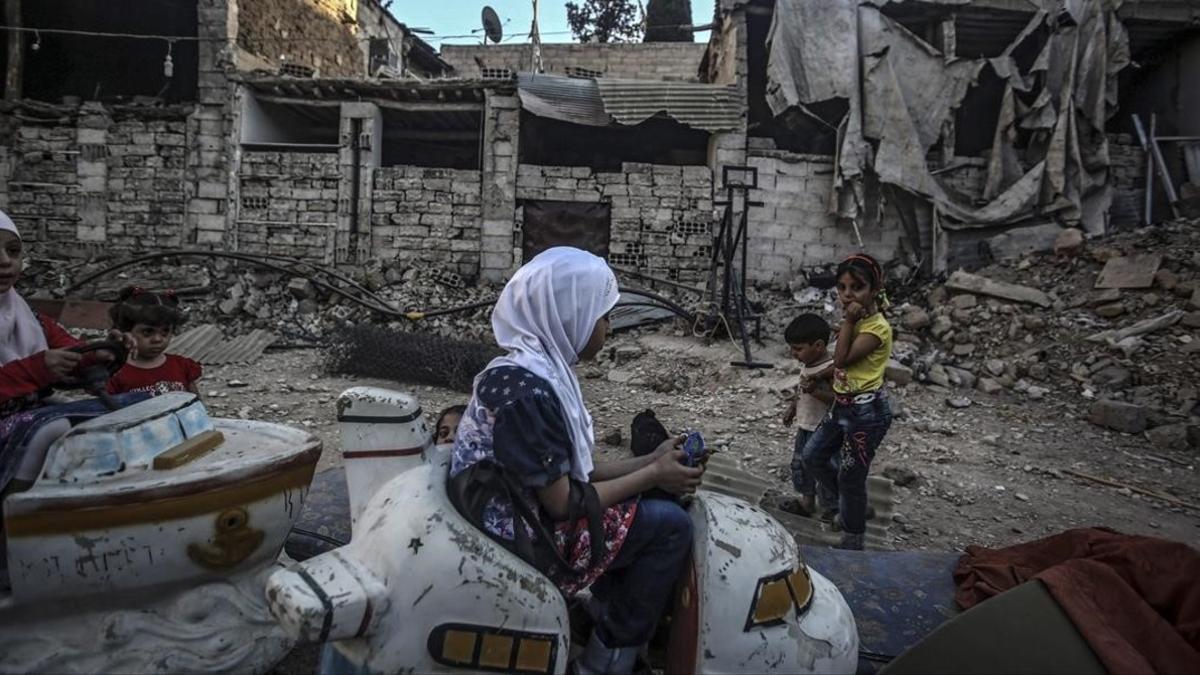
[796,357,835,431]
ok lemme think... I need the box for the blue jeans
[802,394,892,535]
[588,498,693,647]
[791,428,838,505]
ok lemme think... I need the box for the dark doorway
[521,200,611,262]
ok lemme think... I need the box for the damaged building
[0,0,1197,286]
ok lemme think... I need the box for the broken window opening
[519,113,709,170]
[3,0,198,103]
[955,8,1040,60]
[955,68,1006,158]
[380,108,482,170]
[748,8,841,155]
[240,96,340,151]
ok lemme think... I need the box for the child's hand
[653,450,705,495]
[44,349,82,380]
[844,302,867,322]
[782,402,796,427]
[651,434,685,460]
[107,330,137,360]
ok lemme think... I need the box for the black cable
[289,527,348,549]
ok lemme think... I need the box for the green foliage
[565,0,644,44]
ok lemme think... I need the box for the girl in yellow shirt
[799,254,894,550]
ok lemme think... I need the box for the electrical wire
[0,22,708,44]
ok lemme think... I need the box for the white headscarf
[0,211,48,366]
[485,247,620,481]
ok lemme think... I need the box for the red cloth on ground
[107,354,202,395]
[954,527,1200,675]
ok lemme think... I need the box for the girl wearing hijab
[0,211,144,500]
[450,247,703,675]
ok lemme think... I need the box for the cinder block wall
[516,163,715,282]
[441,43,707,81]
[236,151,340,260]
[745,151,904,284]
[371,166,482,277]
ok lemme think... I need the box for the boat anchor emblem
[187,507,265,570]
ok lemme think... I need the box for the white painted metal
[337,387,430,533]
[0,393,322,674]
[268,387,859,675]
[267,447,570,674]
[690,491,859,674]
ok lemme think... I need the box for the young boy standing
[781,313,836,518]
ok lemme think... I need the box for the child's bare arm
[834,314,881,369]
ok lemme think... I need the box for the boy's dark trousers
[791,428,838,506]
[802,394,892,535]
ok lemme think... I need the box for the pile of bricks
[237,151,340,260]
[371,166,482,276]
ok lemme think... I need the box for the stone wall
[745,150,904,283]
[236,150,339,260]
[516,163,715,282]
[235,0,365,77]
[440,43,707,82]
[370,166,482,277]
[0,110,191,251]
[104,118,189,249]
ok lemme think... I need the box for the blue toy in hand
[682,431,707,467]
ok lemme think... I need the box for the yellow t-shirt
[833,313,893,395]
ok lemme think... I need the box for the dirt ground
[206,328,1200,554]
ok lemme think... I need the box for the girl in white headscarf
[450,247,703,674]
[0,211,142,498]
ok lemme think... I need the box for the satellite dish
[482,6,503,44]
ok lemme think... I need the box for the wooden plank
[153,430,225,470]
[1094,253,1162,289]
[944,270,1051,307]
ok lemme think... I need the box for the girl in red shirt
[107,288,202,396]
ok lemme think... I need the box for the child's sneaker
[779,494,816,517]
[834,533,865,550]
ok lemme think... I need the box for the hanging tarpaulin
[763,0,1131,239]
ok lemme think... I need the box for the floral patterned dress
[450,365,637,596]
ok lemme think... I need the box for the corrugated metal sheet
[596,79,744,132]
[517,73,743,133]
[705,453,895,550]
[168,324,277,365]
[517,73,610,127]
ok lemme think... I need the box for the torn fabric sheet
[763,0,1130,237]
[764,0,858,116]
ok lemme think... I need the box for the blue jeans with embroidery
[588,498,693,647]
[791,428,838,505]
[802,394,892,535]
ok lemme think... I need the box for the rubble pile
[25,254,503,345]
[879,220,1200,449]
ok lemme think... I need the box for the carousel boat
[0,392,321,674]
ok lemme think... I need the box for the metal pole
[1148,114,1181,217]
